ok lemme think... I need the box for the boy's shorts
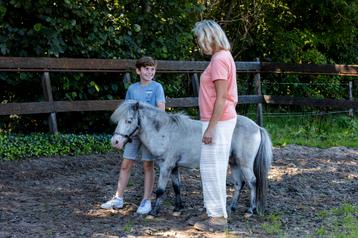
[122,136,154,161]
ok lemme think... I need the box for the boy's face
[136,66,156,82]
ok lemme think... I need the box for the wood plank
[0,101,123,115]
[254,71,263,126]
[0,102,53,115]
[1,57,357,75]
[54,100,123,112]
[41,72,58,133]
[1,95,356,116]
[261,62,358,76]
[0,96,264,115]
[264,95,358,108]
[190,73,199,97]
[0,57,258,73]
[238,95,264,104]
[0,57,135,72]
[166,97,198,107]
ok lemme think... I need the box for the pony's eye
[126,119,132,124]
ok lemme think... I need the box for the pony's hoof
[172,211,181,217]
[227,206,235,214]
[244,212,253,219]
[145,214,155,220]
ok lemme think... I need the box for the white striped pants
[200,117,236,218]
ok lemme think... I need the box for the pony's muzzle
[111,135,126,149]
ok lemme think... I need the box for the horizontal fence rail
[260,62,358,76]
[0,57,357,132]
[1,57,357,75]
[2,96,357,116]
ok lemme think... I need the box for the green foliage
[0,133,112,160]
[202,0,357,64]
[0,0,201,59]
[0,0,202,132]
[314,203,358,238]
[0,0,357,133]
[1,113,356,160]
[264,114,358,148]
[123,219,134,233]
[261,214,284,236]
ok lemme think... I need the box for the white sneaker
[100,197,124,209]
[136,199,152,214]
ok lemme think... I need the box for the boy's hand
[157,102,165,111]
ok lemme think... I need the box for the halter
[114,108,141,147]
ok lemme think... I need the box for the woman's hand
[202,127,214,144]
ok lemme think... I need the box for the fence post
[41,72,58,133]
[191,73,199,96]
[349,81,354,117]
[254,58,263,126]
[123,72,131,89]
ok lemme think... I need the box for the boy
[101,56,165,214]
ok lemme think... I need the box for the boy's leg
[115,137,141,198]
[102,138,139,208]
[141,145,155,199]
[136,145,155,214]
[101,158,134,209]
[143,160,154,200]
[115,158,134,198]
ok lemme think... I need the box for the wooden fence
[0,57,357,133]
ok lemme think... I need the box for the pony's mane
[139,101,190,130]
[111,100,190,130]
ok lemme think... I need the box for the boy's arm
[125,86,131,100]
[157,102,165,111]
[156,83,166,111]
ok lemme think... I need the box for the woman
[192,20,238,231]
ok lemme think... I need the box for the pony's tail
[254,127,273,215]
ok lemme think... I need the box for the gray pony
[110,100,272,217]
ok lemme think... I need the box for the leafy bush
[0,0,202,132]
[1,113,357,160]
[0,133,112,160]
[0,0,357,133]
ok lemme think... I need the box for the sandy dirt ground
[0,145,357,238]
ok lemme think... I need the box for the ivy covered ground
[0,145,357,237]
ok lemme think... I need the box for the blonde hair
[193,20,231,55]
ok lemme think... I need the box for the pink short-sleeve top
[198,50,238,121]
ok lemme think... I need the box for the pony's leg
[171,166,184,213]
[149,163,174,216]
[228,163,245,214]
[242,167,257,216]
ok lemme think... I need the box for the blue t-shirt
[125,81,165,107]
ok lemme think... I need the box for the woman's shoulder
[212,50,233,60]
[211,50,234,67]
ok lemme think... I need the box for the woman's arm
[202,79,227,144]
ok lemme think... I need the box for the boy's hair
[192,20,231,55]
[135,56,157,69]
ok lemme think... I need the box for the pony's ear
[110,107,121,123]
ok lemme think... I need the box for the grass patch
[123,219,134,233]
[263,114,358,148]
[261,214,285,237]
[314,203,358,237]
